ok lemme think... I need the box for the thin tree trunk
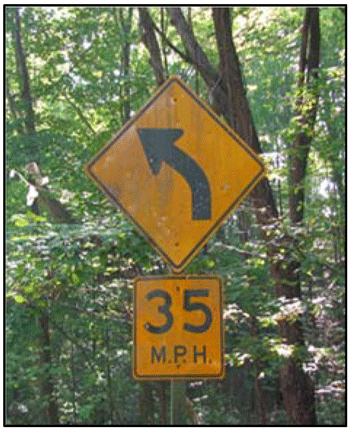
[61,92,96,135]
[255,360,267,425]
[289,8,320,224]
[5,80,25,134]
[105,327,114,424]
[160,8,169,79]
[166,7,230,118]
[104,327,124,424]
[138,8,165,86]
[70,340,77,425]
[119,7,134,123]
[13,7,36,136]
[38,311,59,425]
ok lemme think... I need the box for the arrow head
[137,128,184,175]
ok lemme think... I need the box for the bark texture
[138,8,165,86]
[277,8,320,424]
[13,7,36,135]
[166,7,318,425]
[290,8,320,224]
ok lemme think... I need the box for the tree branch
[138,7,165,86]
[151,20,192,64]
[61,92,96,136]
[166,7,230,116]
[212,8,261,152]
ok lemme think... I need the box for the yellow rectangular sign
[133,276,224,380]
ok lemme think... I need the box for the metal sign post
[170,380,187,425]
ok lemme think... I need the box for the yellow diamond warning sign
[133,276,224,380]
[85,76,265,271]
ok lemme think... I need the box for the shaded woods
[6,6,345,425]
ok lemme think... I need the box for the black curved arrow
[137,128,211,220]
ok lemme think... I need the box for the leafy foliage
[6,6,345,425]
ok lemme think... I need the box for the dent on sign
[85,76,265,272]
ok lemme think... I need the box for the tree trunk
[166,7,230,118]
[38,311,59,425]
[5,80,25,135]
[289,8,320,224]
[160,8,169,79]
[165,6,318,425]
[138,8,165,86]
[13,7,36,136]
[119,7,134,123]
[255,360,267,425]
[277,8,320,424]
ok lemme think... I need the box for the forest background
[5,6,345,426]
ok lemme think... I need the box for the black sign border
[85,76,265,272]
[133,275,224,380]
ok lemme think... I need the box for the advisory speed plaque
[133,276,224,380]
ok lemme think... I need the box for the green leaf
[11,214,29,228]
[13,294,28,304]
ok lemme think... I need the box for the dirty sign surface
[85,76,265,271]
[133,276,224,380]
